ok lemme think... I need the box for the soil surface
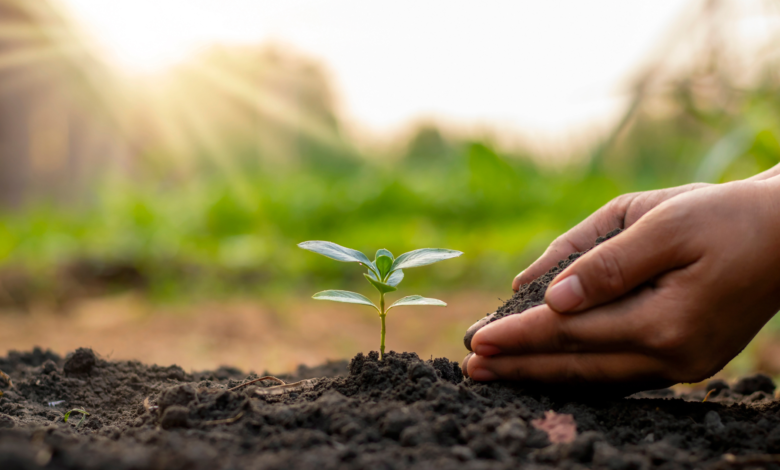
[2,347,780,469]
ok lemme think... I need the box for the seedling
[299,241,462,359]
[63,408,90,428]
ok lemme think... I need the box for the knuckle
[644,326,688,354]
[655,198,694,226]
[606,194,632,214]
[687,182,710,191]
[547,237,566,255]
[556,322,582,353]
[510,364,530,381]
[588,248,628,296]
[563,358,592,383]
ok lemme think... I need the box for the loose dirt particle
[63,348,96,376]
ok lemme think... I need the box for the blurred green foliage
[2,121,777,303]
[0,135,622,301]
[2,42,780,304]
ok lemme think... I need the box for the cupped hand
[465,177,780,388]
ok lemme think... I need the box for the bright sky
[58,0,693,150]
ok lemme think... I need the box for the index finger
[513,200,631,290]
[513,184,710,290]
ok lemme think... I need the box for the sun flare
[55,0,703,145]
[58,0,234,74]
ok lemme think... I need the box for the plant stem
[379,292,386,360]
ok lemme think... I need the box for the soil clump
[1,346,779,469]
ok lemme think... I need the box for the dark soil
[1,346,780,469]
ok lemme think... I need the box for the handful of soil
[464,228,622,351]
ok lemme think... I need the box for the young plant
[298,241,462,359]
[63,408,90,428]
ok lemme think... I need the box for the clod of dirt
[41,360,57,375]
[407,362,438,383]
[161,405,191,429]
[1,347,779,470]
[159,384,198,412]
[733,373,776,395]
[464,228,622,351]
[63,347,96,376]
[706,379,730,393]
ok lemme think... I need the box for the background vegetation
[2,0,780,375]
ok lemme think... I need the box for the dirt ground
[2,347,780,470]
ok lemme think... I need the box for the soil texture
[1,346,780,469]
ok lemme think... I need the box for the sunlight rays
[0,0,351,186]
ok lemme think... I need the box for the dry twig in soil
[254,378,319,396]
[202,412,245,426]
[228,376,286,392]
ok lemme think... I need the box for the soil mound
[1,347,779,469]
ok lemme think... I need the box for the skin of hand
[463,171,780,389]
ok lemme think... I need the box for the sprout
[63,408,90,428]
[298,241,462,359]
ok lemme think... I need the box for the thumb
[544,219,694,313]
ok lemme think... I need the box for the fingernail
[470,367,498,381]
[513,271,525,291]
[462,353,473,378]
[474,344,501,357]
[546,274,584,312]
[463,313,495,351]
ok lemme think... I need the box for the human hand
[464,177,780,389]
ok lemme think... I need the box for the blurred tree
[403,125,455,167]
[0,0,128,209]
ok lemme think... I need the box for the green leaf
[376,248,394,260]
[364,274,397,294]
[298,241,372,266]
[390,248,463,271]
[388,295,447,311]
[375,255,393,278]
[367,261,381,280]
[312,290,379,311]
[386,269,404,287]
